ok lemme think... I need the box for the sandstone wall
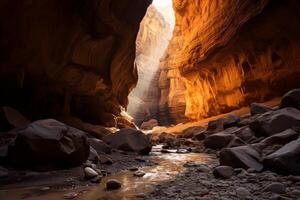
[128,5,172,125]
[159,0,300,123]
[0,0,151,126]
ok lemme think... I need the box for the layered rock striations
[159,0,300,124]
[0,0,151,127]
[128,5,173,125]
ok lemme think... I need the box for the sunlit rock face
[128,5,173,125]
[0,0,151,126]
[159,0,300,123]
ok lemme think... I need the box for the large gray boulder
[263,138,300,175]
[280,89,300,110]
[259,129,299,147]
[220,145,263,171]
[250,108,300,136]
[1,119,89,169]
[203,132,234,149]
[88,138,111,154]
[103,128,152,154]
[250,103,273,116]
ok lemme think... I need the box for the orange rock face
[0,0,151,126]
[128,5,173,125]
[159,0,300,124]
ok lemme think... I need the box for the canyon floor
[1,97,300,200]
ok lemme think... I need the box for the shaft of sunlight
[127,0,175,125]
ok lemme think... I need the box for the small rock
[84,167,98,179]
[236,187,251,199]
[197,165,211,173]
[134,170,146,177]
[247,168,257,173]
[291,189,300,197]
[63,192,79,199]
[39,186,51,192]
[213,166,234,179]
[129,167,139,171]
[90,175,102,183]
[106,179,122,190]
[263,183,286,194]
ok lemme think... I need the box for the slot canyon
[1,0,300,200]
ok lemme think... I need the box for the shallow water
[0,146,213,200]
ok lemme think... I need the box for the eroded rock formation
[159,0,300,124]
[128,5,173,125]
[0,0,151,127]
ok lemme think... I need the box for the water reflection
[83,148,212,200]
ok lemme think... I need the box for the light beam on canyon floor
[127,0,175,125]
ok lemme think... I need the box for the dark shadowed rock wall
[0,0,151,126]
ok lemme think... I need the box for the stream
[0,146,214,200]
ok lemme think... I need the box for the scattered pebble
[63,192,79,199]
[134,170,146,177]
[213,166,234,179]
[84,167,98,179]
[263,183,286,194]
[236,187,251,199]
[106,179,122,190]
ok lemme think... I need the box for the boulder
[88,138,111,154]
[250,108,300,136]
[250,103,273,116]
[181,126,205,138]
[213,166,234,179]
[0,107,30,132]
[193,132,206,141]
[259,129,299,147]
[223,115,241,129]
[88,146,99,162]
[280,89,300,110]
[1,119,89,169]
[207,118,225,132]
[204,132,234,149]
[140,119,158,130]
[227,137,246,148]
[59,116,112,140]
[263,138,300,175]
[220,145,263,171]
[233,127,255,142]
[103,128,152,154]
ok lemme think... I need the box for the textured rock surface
[0,119,89,169]
[220,145,263,171]
[263,138,300,175]
[0,0,151,126]
[103,128,152,154]
[127,5,173,125]
[250,108,300,136]
[158,0,300,124]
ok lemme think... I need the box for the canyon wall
[0,0,151,127]
[159,0,300,124]
[128,5,172,125]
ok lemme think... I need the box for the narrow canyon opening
[127,0,175,126]
[1,1,300,199]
